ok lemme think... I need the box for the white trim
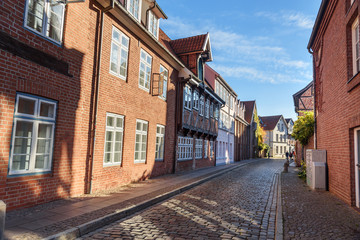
[352,18,360,76]
[109,26,129,80]
[126,0,141,22]
[134,119,148,163]
[138,49,152,92]
[103,113,124,166]
[177,136,193,161]
[355,127,360,208]
[183,85,192,110]
[155,124,165,161]
[147,10,159,40]
[159,65,168,100]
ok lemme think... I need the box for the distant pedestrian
[285,151,289,160]
[289,152,293,161]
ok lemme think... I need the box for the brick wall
[311,0,360,206]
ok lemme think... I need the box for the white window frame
[204,140,208,158]
[352,18,360,76]
[177,136,193,161]
[195,139,203,159]
[134,119,148,163]
[147,10,159,39]
[139,49,152,92]
[127,0,142,22]
[155,124,165,161]
[210,102,214,118]
[103,113,124,166]
[9,93,57,175]
[24,0,65,44]
[210,141,214,158]
[193,90,199,110]
[184,85,192,110]
[205,99,210,118]
[199,95,205,116]
[159,65,168,100]
[109,26,129,80]
[355,127,360,208]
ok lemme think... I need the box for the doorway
[355,128,360,208]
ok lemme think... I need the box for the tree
[292,111,314,146]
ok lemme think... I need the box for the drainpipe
[87,1,114,194]
[308,47,317,150]
[172,78,180,174]
[146,0,157,23]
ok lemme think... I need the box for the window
[184,85,192,110]
[177,136,193,160]
[148,10,159,39]
[199,95,205,116]
[210,102,214,118]
[24,0,65,43]
[134,120,148,163]
[155,125,165,161]
[280,146,282,154]
[214,105,219,120]
[195,139,203,159]
[277,123,280,130]
[204,140,208,158]
[276,134,279,142]
[276,146,279,154]
[159,65,168,99]
[193,90,199,110]
[104,113,124,165]
[210,141,214,158]
[127,0,141,21]
[198,58,203,80]
[205,99,210,118]
[9,93,57,175]
[139,49,152,91]
[352,19,360,75]
[280,135,282,142]
[110,27,129,79]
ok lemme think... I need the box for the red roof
[242,101,256,123]
[158,28,178,57]
[260,115,282,131]
[204,64,219,89]
[170,33,208,55]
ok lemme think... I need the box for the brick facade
[308,0,360,207]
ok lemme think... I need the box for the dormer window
[148,10,159,39]
[127,0,141,21]
[198,58,204,80]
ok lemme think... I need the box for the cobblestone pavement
[80,159,283,240]
[282,167,360,240]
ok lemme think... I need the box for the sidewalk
[4,159,263,240]
[281,166,360,239]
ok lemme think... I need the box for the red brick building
[0,0,221,210]
[308,0,360,208]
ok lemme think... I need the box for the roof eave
[307,0,329,50]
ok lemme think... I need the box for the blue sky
[157,0,322,121]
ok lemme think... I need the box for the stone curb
[44,159,264,240]
[275,172,283,240]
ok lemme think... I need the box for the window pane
[35,155,49,169]
[142,123,148,131]
[114,141,121,151]
[110,43,119,73]
[107,116,114,127]
[15,121,33,137]
[122,36,129,47]
[106,131,113,141]
[112,29,120,42]
[116,118,123,128]
[38,123,52,138]
[114,152,121,162]
[36,139,51,154]
[104,153,111,163]
[18,97,36,115]
[26,0,44,33]
[12,155,30,171]
[136,122,142,130]
[40,102,55,118]
[14,138,32,155]
[106,141,112,152]
[47,3,64,42]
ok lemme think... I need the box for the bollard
[283,160,289,173]
[0,201,5,240]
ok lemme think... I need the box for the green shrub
[298,161,306,179]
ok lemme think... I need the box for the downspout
[172,78,179,174]
[87,1,114,194]
[146,0,157,27]
[308,47,317,150]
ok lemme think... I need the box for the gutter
[307,0,329,51]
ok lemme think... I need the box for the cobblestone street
[80,160,283,240]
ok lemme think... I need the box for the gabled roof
[308,0,329,50]
[242,101,256,123]
[293,81,313,112]
[170,33,209,55]
[260,115,283,131]
[285,118,294,125]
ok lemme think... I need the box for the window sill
[24,25,62,47]
[7,171,52,181]
[103,162,122,167]
[138,85,150,93]
[177,158,192,162]
[134,160,146,164]
[347,72,360,92]
[109,71,127,81]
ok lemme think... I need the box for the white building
[285,118,295,152]
[214,75,237,165]
[261,115,289,158]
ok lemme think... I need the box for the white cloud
[256,11,315,29]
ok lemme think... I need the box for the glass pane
[114,141,121,151]
[142,134,147,143]
[110,43,119,73]
[146,56,151,65]
[142,123,148,132]
[122,36,129,47]
[141,152,146,160]
[40,102,55,118]
[18,97,36,115]
[106,141,112,152]
[114,152,121,162]
[135,142,140,151]
[36,139,51,154]
[14,138,32,155]
[15,121,33,137]
[12,155,30,171]
[135,151,139,160]
[47,4,63,42]
[141,51,146,60]
[107,116,114,127]
[112,29,120,42]
[26,0,44,33]
[106,131,113,141]
[141,143,146,151]
[116,118,123,128]
[35,155,45,169]
[115,131,122,141]
[104,153,111,163]
[136,133,141,143]
[38,123,52,138]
